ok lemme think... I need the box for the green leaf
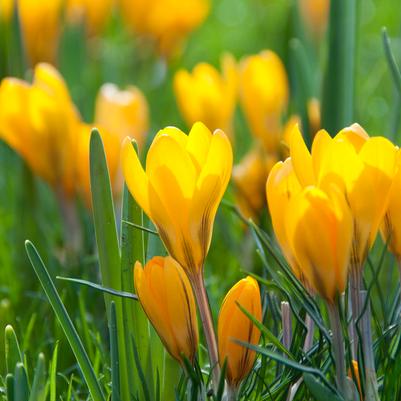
[322,0,356,133]
[29,353,47,401]
[5,325,23,375]
[6,374,14,401]
[109,302,121,401]
[303,373,344,401]
[14,363,30,401]
[90,128,129,400]
[25,240,105,401]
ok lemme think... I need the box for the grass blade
[29,353,47,401]
[5,325,23,375]
[13,362,29,401]
[109,302,121,401]
[25,240,106,401]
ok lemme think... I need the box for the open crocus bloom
[134,256,199,363]
[218,276,262,388]
[122,122,233,276]
[290,124,398,269]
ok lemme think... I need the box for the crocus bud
[134,256,199,363]
[285,186,353,303]
[120,0,209,56]
[218,276,262,388]
[233,147,276,221]
[18,0,62,66]
[174,53,237,140]
[122,122,232,276]
[239,50,289,153]
[94,83,149,151]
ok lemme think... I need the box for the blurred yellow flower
[134,256,199,363]
[18,0,62,66]
[0,0,13,21]
[120,0,209,56]
[233,146,277,221]
[218,276,262,388]
[285,185,353,302]
[290,124,398,269]
[174,53,237,140]
[299,0,330,40]
[75,123,121,207]
[95,83,149,151]
[66,0,114,35]
[307,97,321,137]
[0,63,80,196]
[239,50,289,153]
[122,122,232,276]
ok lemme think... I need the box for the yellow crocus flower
[119,0,209,56]
[233,146,277,222]
[239,50,289,153]
[218,276,262,388]
[134,256,199,364]
[174,53,237,140]
[122,122,232,276]
[0,63,80,196]
[290,124,398,268]
[66,0,113,35]
[18,0,62,66]
[285,186,353,302]
[94,83,149,150]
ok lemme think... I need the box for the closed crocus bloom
[94,83,149,150]
[120,0,209,56]
[134,256,199,363]
[285,186,353,302]
[299,0,330,40]
[239,50,289,153]
[266,158,304,282]
[307,98,321,137]
[122,122,232,276]
[174,53,237,140]
[290,124,398,268]
[18,0,62,66]
[218,276,262,388]
[233,147,276,221]
[75,123,121,206]
[0,63,80,196]
[67,0,113,35]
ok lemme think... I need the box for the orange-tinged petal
[134,257,198,363]
[218,276,262,387]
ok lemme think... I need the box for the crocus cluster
[123,122,262,392]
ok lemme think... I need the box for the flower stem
[327,301,347,397]
[349,264,362,359]
[191,273,220,394]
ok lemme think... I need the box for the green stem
[327,302,346,397]
[349,264,362,359]
[226,385,238,401]
[360,291,380,401]
[190,273,220,394]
